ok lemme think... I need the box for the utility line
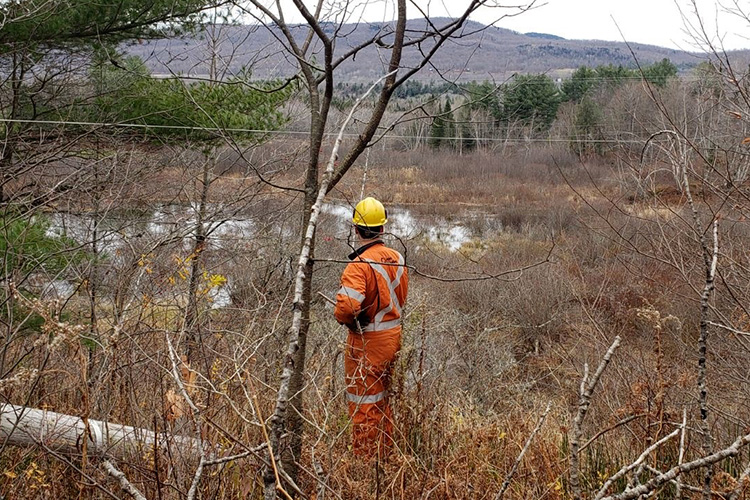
[159,74,716,85]
[0,118,692,144]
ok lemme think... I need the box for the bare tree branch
[494,401,551,500]
[103,460,147,500]
[263,72,393,500]
[570,336,622,500]
[595,427,681,500]
[600,431,750,500]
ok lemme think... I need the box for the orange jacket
[335,241,408,333]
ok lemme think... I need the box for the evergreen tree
[595,64,637,86]
[463,81,501,117]
[443,98,456,149]
[0,0,216,47]
[500,74,560,131]
[561,66,598,102]
[91,58,293,144]
[428,104,445,149]
[643,58,678,87]
[460,120,476,153]
[429,98,456,149]
[0,0,222,203]
[570,97,603,156]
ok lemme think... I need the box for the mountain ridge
[126,18,743,81]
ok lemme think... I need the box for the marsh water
[41,202,475,304]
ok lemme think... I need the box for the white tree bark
[570,336,622,500]
[594,428,681,500]
[1,403,207,458]
[600,431,750,500]
[103,460,147,500]
[263,72,395,500]
[675,408,687,499]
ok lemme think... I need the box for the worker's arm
[334,261,367,329]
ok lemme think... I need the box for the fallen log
[1,403,207,458]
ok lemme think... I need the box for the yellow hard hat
[352,197,387,227]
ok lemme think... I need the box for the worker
[334,197,408,458]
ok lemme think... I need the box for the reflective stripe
[365,253,406,328]
[362,318,401,332]
[392,255,406,292]
[337,286,365,304]
[346,390,387,405]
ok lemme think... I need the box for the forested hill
[126,18,726,82]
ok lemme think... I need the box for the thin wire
[161,74,711,85]
[0,118,665,144]
[502,76,710,84]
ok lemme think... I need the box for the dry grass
[4,143,750,499]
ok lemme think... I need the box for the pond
[42,202,476,305]
[321,203,473,252]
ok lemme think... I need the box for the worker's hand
[356,311,370,329]
[345,312,370,333]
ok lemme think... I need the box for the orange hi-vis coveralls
[334,240,408,457]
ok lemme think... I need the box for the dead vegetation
[4,137,750,498]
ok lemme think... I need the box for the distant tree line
[422,58,679,154]
[335,80,455,99]
[561,59,679,101]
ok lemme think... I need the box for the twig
[494,401,552,500]
[359,147,370,200]
[676,408,687,499]
[204,446,267,466]
[644,466,725,496]
[728,461,750,500]
[600,431,750,500]
[570,336,622,500]
[594,428,681,500]
[317,291,335,305]
[40,445,121,500]
[165,334,208,500]
[186,455,206,500]
[579,413,647,453]
[697,219,719,500]
[313,457,327,500]
[314,240,555,283]
[103,460,147,500]
[706,321,750,338]
[254,395,293,500]
[165,335,200,415]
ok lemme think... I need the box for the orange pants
[345,329,401,457]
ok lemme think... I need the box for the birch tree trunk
[235,1,537,496]
[185,155,212,362]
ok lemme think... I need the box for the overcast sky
[481,0,750,50]
[258,1,750,51]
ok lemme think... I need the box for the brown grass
[4,143,750,499]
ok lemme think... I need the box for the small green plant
[0,214,82,278]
